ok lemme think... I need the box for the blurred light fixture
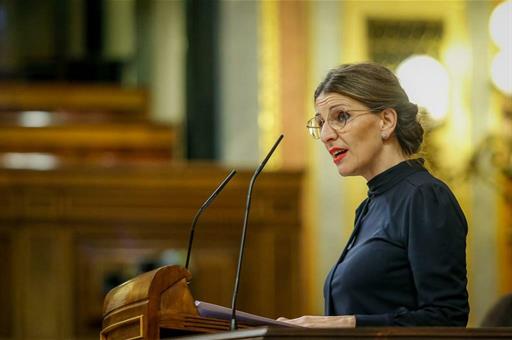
[489,0,512,48]
[396,55,450,122]
[1,152,59,170]
[491,50,512,95]
[19,111,52,127]
[489,0,512,95]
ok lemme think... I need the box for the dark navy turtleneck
[323,159,469,326]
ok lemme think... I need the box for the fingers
[277,316,311,326]
[275,315,356,328]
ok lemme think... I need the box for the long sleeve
[355,182,469,326]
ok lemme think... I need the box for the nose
[320,121,337,143]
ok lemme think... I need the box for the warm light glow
[444,44,472,76]
[489,0,512,48]
[396,55,450,121]
[491,50,512,95]
[258,0,281,167]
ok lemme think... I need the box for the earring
[381,133,388,140]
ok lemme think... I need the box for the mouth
[329,147,349,164]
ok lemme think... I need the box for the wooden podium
[183,327,512,340]
[101,265,246,340]
[101,265,512,340]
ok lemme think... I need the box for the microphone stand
[185,169,237,270]
[230,134,284,331]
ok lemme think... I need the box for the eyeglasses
[306,108,382,139]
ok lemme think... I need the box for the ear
[379,108,398,140]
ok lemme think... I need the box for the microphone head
[255,134,284,176]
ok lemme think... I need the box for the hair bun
[395,102,424,155]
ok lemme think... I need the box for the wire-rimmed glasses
[306,108,382,139]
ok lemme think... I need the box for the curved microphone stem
[230,134,284,331]
[185,169,237,270]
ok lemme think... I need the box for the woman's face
[315,92,385,180]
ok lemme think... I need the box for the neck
[362,140,407,181]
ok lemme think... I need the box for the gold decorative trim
[100,315,144,340]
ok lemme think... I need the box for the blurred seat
[480,293,512,327]
[0,83,176,168]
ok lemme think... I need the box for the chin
[336,164,357,177]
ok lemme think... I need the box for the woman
[279,63,469,327]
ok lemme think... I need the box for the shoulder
[384,168,449,205]
[402,169,457,203]
[401,170,468,230]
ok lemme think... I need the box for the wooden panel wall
[0,231,13,338]
[0,164,303,340]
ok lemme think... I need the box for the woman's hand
[277,315,356,328]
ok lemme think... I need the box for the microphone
[185,169,237,270]
[230,134,284,330]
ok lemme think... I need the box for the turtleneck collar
[366,158,425,198]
